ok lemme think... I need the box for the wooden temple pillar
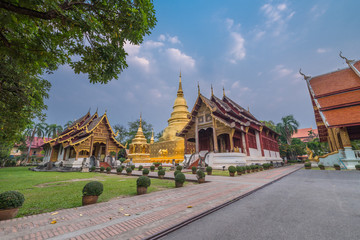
[89,136,94,157]
[259,126,265,157]
[245,127,250,156]
[184,135,188,154]
[339,127,351,148]
[105,137,109,156]
[212,118,219,153]
[195,117,199,154]
[230,129,235,152]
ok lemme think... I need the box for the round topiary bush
[158,169,165,176]
[116,166,123,172]
[158,166,163,170]
[228,166,236,173]
[119,157,126,163]
[176,165,183,171]
[137,176,151,187]
[191,166,197,173]
[150,165,155,171]
[196,170,205,179]
[175,172,186,184]
[0,191,25,209]
[126,167,132,173]
[174,170,181,177]
[106,167,111,172]
[236,166,242,172]
[90,166,96,172]
[100,166,105,172]
[333,164,340,167]
[304,163,311,168]
[355,164,360,170]
[82,181,103,196]
[206,166,212,172]
[143,168,149,175]
[138,165,143,171]
[131,165,135,170]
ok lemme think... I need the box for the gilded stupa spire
[150,128,154,144]
[223,86,226,97]
[132,113,147,144]
[177,71,183,97]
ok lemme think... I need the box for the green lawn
[0,167,177,217]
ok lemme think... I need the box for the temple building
[42,111,124,169]
[150,73,195,164]
[177,86,282,169]
[302,53,360,169]
[127,115,151,163]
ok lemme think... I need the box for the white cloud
[231,81,250,93]
[225,18,246,63]
[124,41,140,55]
[310,5,327,19]
[144,40,164,48]
[166,48,195,69]
[272,64,293,78]
[260,2,295,36]
[158,34,181,44]
[255,30,266,40]
[316,48,330,54]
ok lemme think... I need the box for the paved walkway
[0,165,302,240]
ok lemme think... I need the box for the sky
[44,0,360,135]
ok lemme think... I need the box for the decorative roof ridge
[309,59,360,81]
[222,95,261,124]
[211,94,231,112]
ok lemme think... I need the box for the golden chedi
[128,115,151,163]
[150,73,194,163]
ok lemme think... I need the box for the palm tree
[46,124,64,138]
[64,120,73,129]
[24,122,47,163]
[276,115,299,145]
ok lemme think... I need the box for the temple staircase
[100,162,111,169]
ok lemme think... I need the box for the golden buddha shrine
[127,115,151,163]
[150,73,195,164]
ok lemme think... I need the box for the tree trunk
[23,129,35,164]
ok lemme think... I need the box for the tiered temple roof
[43,111,123,149]
[304,54,360,142]
[178,90,277,137]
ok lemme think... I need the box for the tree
[260,120,277,132]
[0,0,157,84]
[155,129,164,142]
[0,0,156,159]
[45,124,63,138]
[24,122,47,163]
[276,115,299,145]
[113,124,128,145]
[64,120,73,129]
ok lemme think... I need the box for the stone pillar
[195,117,199,154]
[212,118,218,153]
[241,132,246,154]
[255,131,261,157]
[230,129,235,152]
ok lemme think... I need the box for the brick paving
[0,165,302,240]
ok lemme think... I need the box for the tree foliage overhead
[0,0,157,158]
[0,0,157,83]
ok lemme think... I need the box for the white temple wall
[249,147,261,157]
[57,145,64,161]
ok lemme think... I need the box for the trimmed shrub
[158,165,163,170]
[100,166,105,172]
[119,158,126,163]
[355,164,360,170]
[175,172,186,184]
[304,163,311,168]
[138,165,143,171]
[150,165,155,171]
[106,167,111,172]
[143,168,150,175]
[236,166,242,172]
[206,166,212,172]
[126,167,132,173]
[116,166,123,173]
[196,170,205,178]
[0,191,25,209]
[158,169,166,176]
[228,166,236,173]
[131,165,135,170]
[176,165,183,171]
[333,164,340,168]
[137,176,151,187]
[82,181,103,196]
[192,166,197,173]
[174,170,181,177]
[90,166,96,172]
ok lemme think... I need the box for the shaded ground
[162,170,360,240]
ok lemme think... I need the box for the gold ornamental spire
[139,113,142,128]
[150,128,154,144]
[223,86,226,97]
[177,71,183,97]
[211,84,214,97]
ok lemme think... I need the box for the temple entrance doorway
[198,128,214,152]
[92,142,106,161]
[217,134,231,153]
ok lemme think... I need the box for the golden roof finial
[223,86,225,97]
[177,71,183,96]
[211,84,214,97]
[197,82,200,95]
[247,106,250,112]
[139,113,142,128]
[150,128,154,144]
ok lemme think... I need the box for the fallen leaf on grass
[124,214,131,216]
[187,206,193,208]
[51,212,59,215]
[50,220,57,224]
